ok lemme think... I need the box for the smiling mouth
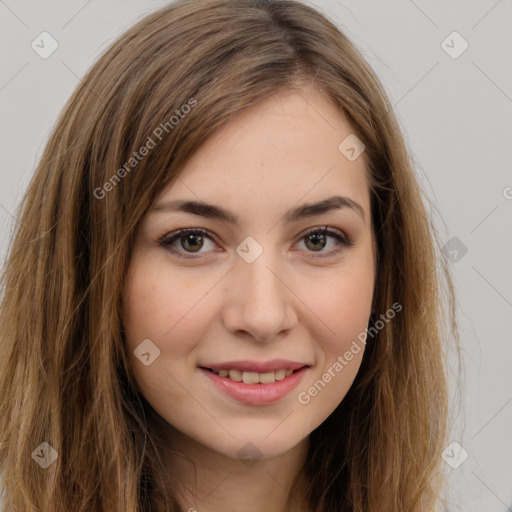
[203,368,300,384]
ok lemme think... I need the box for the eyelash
[158,227,353,260]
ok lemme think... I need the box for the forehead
[156,88,370,224]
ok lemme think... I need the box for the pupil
[183,234,203,252]
[307,233,326,251]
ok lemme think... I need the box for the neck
[153,420,310,512]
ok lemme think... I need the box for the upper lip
[201,359,309,373]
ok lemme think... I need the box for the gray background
[1,1,511,510]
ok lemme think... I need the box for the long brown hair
[0,0,460,510]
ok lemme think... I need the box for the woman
[0,0,460,510]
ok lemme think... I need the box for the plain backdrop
[1,1,511,510]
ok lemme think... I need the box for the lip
[200,365,309,405]
[202,359,307,373]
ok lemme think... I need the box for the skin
[122,86,376,512]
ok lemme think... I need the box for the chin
[212,422,310,461]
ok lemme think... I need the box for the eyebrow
[151,195,366,224]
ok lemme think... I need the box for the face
[122,87,376,462]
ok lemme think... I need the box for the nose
[221,252,297,343]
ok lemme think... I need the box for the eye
[158,226,353,260]
[295,226,353,259]
[158,228,217,259]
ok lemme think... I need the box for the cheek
[122,256,219,381]
[122,258,202,405]
[296,257,373,411]
[123,267,163,347]
[123,256,194,347]
[308,261,374,350]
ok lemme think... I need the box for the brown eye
[159,228,217,259]
[180,233,204,252]
[296,227,352,259]
[304,232,328,252]
[159,226,353,261]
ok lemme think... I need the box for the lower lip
[200,367,308,405]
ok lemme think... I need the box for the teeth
[212,368,298,384]
[259,371,276,384]
[275,369,286,380]
[228,369,242,382]
[242,371,260,384]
